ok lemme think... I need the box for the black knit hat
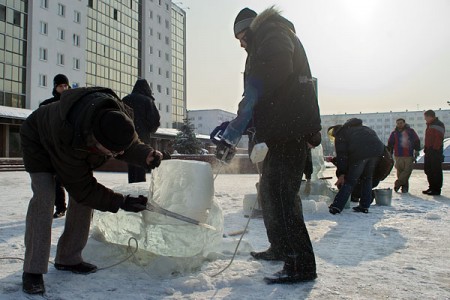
[93,110,137,152]
[53,74,69,88]
[234,8,257,37]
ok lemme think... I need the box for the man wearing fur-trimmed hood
[214,6,321,284]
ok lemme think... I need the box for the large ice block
[92,160,223,258]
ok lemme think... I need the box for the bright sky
[181,0,450,115]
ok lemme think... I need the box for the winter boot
[328,205,341,215]
[401,185,409,193]
[54,261,97,274]
[250,247,284,261]
[264,259,317,284]
[22,272,45,294]
[352,206,369,213]
[422,188,432,194]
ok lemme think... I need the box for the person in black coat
[39,74,70,218]
[122,79,160,183]
[328,118,384,214]
[214,7,321,284]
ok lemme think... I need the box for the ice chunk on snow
[92,160,223,258]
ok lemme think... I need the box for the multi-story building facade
[0,0,28,109]
[321,109,450,156]
[26,0,87,109]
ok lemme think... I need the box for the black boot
[22,272,45,295]
[250,247,284,261]
[422,188,432,194]
[352,206,369,213]
[54,261,97,274]
[264,260,317,284]
[328,205,341,215]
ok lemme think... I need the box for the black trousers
[128,164,147,183]
[54,176,66,213]
[259,139,316,272]
[424,151,443,191]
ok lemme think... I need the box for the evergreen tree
[173,118,203,154]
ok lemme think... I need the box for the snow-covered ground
[1,168,449,299]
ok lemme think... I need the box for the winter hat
[53,74,69,88]
[234,8,257,37]
[92,109,137,152]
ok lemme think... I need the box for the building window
[166,87,169,95]
[0,5,5,22]
[166,3,169,10]
[165,71,169,78]
[57,28,65,40]
[158,0,162,5]
[74,11,81,23]
[149,46,153,54]
[149,10,153,19]
[88,0,93,8]
[73,34,80,46]
[157,84,161,93]
[165,53,169,61]
[39,48,48,61]
[73,58,80,70]
[165,19,169,29]
[165,36,169,45]
[113,9,118,20]
[158,67,161,75]
[166,105,169,113]
[57,53,65,65]
[40,0,48,9]
[58,3,66,17]
[39,74,47,87]
[40,21,48,35]
[157,32,161,40]
[149,64,153,72]
[149,28,153,36]
[158,50,161,58]
[157,15,161,24]
[158,103,161,110]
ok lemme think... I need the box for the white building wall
[26,0,87,109]
[142,0,172,128]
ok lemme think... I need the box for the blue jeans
[332,157,380,210]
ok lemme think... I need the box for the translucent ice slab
[92,160,223,258]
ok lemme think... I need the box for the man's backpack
[374,146,394,181]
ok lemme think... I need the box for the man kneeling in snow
[20,87,163,295]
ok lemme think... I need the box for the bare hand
[146,150,163,165]
[335,175,345,188]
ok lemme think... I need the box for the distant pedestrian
[387,118,420,193]
[422,110,445,195]
[39,74,71,218]
[328,118,384,214]
[122,79,160,183]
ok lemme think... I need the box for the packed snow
[1,165,449,299]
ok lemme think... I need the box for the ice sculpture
[92,160,223,258]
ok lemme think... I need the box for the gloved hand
[120,195,148,212]
[210,122,230,145]
[215,140,236,163]
[306,131,321,148]
[147,150,163,169]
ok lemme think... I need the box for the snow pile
[92,160,223,263]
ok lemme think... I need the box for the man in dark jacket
[20,87,163,295]
[39,74,71,218]
[328,118,384,214]
[387,118,420,193]
[422,110,445,195]
[216,7,321,284]
[122,79,160,183]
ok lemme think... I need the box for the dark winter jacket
[333,118,384,176]
[20,87,154,213]
[387,125,420,157]
[222,7,321,145]
[424,117,445,155]
[122,79,160,143]
[39,88,64,107]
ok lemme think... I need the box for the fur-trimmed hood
[250,6,296,34]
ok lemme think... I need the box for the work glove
[120,195,148,212]
[215,140,236,163]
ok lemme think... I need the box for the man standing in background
[39,74,71,218]
[387,118,420,193]
[423,110,445,196]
